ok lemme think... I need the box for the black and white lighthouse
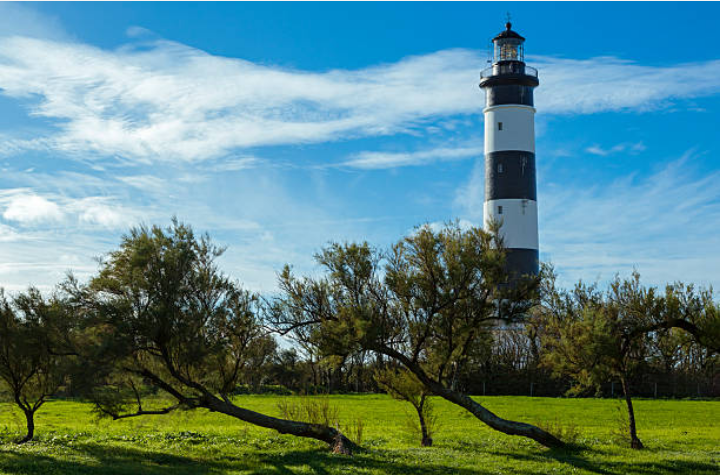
[479,22,539,278]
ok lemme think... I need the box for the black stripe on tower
[505,249,539,278]
[485,151,536,201]
[485,84,535,107]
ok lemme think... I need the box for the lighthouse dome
[493,22,525,42]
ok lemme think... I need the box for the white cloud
[533,56,720,115]
[342,144,483,170]
[0,34,719,164]
[0,189,143,229]
[206,156,261,172]
[117,174,168,191]
[585,141,646,156]
[75,198,138,229]
[0,190,64,224]
[0,222,19,242]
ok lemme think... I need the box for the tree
[269,223,565,448]
[0,288,75,443]
[375,367,436,446]
[539,276,650,448]
[69,220,354,454]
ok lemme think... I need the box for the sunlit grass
[0,395,718,474]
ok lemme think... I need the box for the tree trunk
[17,410,35,444]
[621,377,644,449]
[203,395,356,454]
[377,346,565,449]
[416,397,432,447]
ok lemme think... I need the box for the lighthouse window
[498,205,503,215]
[500,43,519,61]
[497,163,504,173]
[495,38,524,62]
[498,122,503,131]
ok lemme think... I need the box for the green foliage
[70,220,267,416]
[0,288,76,441]
[539,272,650,394]
[272,222,539,390]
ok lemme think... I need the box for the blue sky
[1,2,719,293]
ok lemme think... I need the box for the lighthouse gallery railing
[481,64,538,79]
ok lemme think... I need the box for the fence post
[654,382,658,399]
[530,382,534,397]
[611,381,614,398]
[483,381,486,396]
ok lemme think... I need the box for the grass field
[0,395,718,474]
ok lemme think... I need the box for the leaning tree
[0,288,76,443]
[538,270,720,449]
[269,223,565,448]
[538,273,654,449]
[69,220,355,454]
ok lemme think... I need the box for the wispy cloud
[206,156,262,172]
[453,158,485,222]
[585,141,646,157]
[533,56,720,114]
[0,3,68,41]
[341,144,483,170]
[1,33,719,164]
[541,151,720,287]
[117,175,168,191]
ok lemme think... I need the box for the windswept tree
[539,276,650,448]
[538,270,720,449]
[0,288,76,443]
[269,223,565,448]
[69,220,354,454]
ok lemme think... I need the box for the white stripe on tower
[483,198,538,250]
[483,105,539,253]
[484,105,536,154]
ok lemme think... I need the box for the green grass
[0,395,718,474]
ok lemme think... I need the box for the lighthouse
[479,22,540,279]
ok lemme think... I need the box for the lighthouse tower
[479,22,540,278]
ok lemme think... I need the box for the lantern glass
[494,39,524,62]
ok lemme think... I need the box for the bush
[538,418,582,446]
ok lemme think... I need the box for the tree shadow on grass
[3,440,715,475]
[488,446,720,475]
[0,443,496,475]
[0,443,221,475]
